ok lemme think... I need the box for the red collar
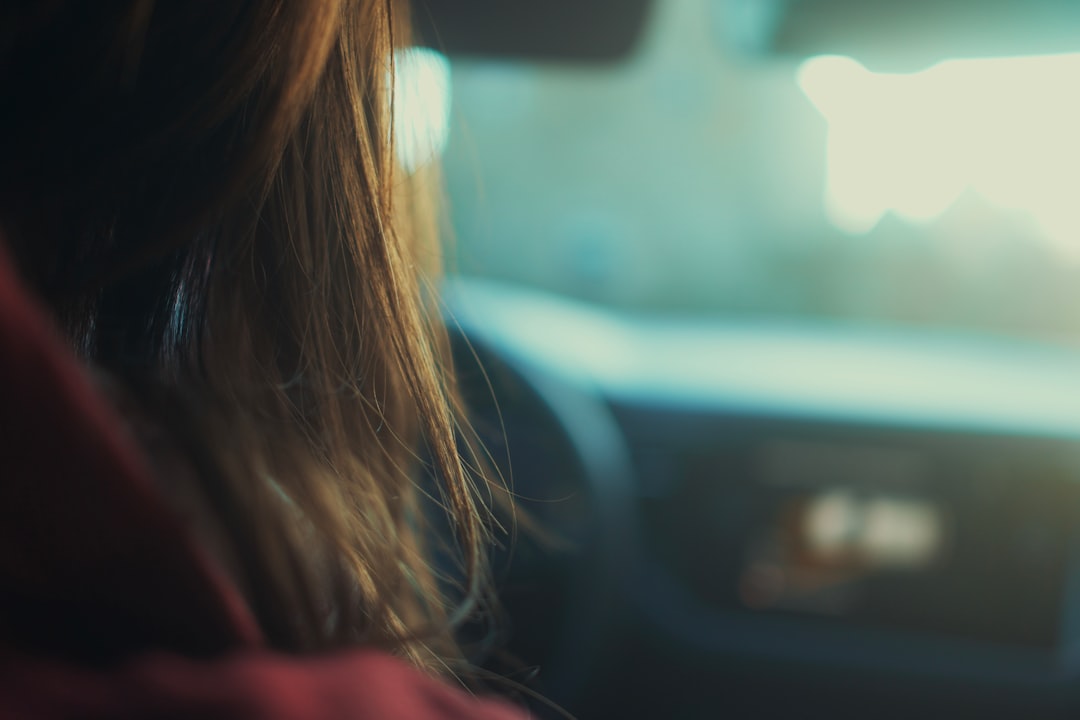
[0,237,261,661]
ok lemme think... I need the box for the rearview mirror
[411,0,653,63]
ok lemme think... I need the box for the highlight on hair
[0,0,500,672]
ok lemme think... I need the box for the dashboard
[444,278,1080,719]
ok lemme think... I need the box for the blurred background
[398,1,1080,718]
[404,0,1080,342]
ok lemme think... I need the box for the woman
[0,0,523,716]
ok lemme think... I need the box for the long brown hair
[0,0,495,672]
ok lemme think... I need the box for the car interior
[406,1,1080,717]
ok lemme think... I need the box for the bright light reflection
[804,493,942,568]
[798,53,1080,256]
[392,47,451,173]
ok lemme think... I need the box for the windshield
[422,0,1080,343]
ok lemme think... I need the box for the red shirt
[0,239,525,719]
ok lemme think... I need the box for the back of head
[0,0,491,671]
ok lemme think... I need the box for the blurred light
[803,493,942,569]
[804,491,858,557]
[392,47,451,173]
[861,498,941,567]
[798,53,1080,257]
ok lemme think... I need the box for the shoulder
[0,649,527,720]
